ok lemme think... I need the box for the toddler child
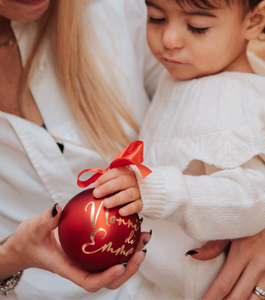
[93,0,265,299]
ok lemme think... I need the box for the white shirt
[133,53,265,299]
[0,0,162,299]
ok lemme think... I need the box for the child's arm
[94,156,265,242]
[93,166,142,216]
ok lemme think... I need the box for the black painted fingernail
[140,217,143,223]
[185,250,198,256]
[52,203,58,218]
[143,239,149,245]
[122,263,127,268]
[142,248,147,254]
[143,229,152,245]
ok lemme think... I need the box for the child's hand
[93,166,142,216]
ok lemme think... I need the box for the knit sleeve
[132,155,265,241]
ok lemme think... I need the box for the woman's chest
[0,43,43,125]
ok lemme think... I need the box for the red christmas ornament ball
[58,188,141,272]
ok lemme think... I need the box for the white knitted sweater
[134,54,265,300]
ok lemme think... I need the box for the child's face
[146,0,250,80]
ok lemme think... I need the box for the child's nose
[162,25,184,50]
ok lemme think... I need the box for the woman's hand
[93,166,142,216]
[189,229,265,300]
[0,204,151,292]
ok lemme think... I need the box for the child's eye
[187,24,209,35]
[148,16,166,24]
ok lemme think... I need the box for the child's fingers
[119,200,143,216]
[94,173,137,199]
[104,187,140,209]
[94,167,132,188]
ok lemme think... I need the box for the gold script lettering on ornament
[82,228,107,254]
[116,217,139,231]
[85,201,105,228]
[84,200,139,231]
[82,200,139,256]
[125,230,135,245]
[83,235,135,256]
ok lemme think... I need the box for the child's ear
[245,0,265,41]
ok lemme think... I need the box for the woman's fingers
[54,257,126,293]
[202,232,265,300]
[202,240,249,300]
[224,260,263,300]
[66,231,151,292]
[7,204,62,269]
[188,240,230,261]
[6,203,150,294]
[35,205,151,292]
[202,230,265,300]
[105,231,151,290]
[249,273,265,300]
[36,203,62,236]
[16,203,61,244]
[106,249,147,290]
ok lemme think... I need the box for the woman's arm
[0,203,151,293]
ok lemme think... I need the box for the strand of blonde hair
[20,0,139,162]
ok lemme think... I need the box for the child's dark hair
[175,0,265,33]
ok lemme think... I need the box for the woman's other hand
[188,229,265,299]
[93,166,142,216]
[0,204,151,293]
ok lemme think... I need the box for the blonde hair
[20,0,139,161]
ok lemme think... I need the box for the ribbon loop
[77,140,151,188]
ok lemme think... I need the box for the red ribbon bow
[77,140,152,188]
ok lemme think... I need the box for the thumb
[185,240,230,261]
[35,203,62,237]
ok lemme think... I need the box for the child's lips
[163,57,185,64]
